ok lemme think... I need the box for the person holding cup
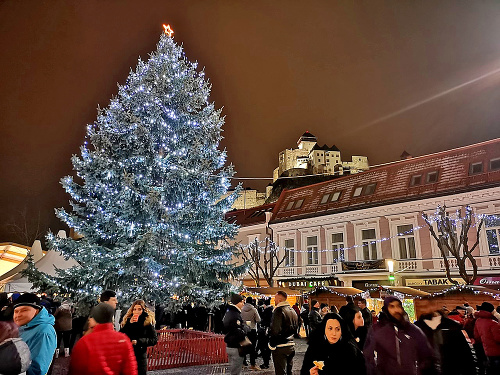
[120,300,158,375]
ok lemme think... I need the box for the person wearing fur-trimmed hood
[120,300,158,375]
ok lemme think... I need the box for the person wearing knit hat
[222,294,250,375]
[364,296,436,375]
[69,302,137,374]
[14,293,57,375]
[230,293,244,305]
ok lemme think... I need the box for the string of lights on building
[237,212,497,255]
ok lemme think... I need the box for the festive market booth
[412,284,500,318]
[307,286,364,311]
[362,286,430,321]
[244,286,303,306]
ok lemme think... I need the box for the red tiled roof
[225,204,276,227]
[272,138,500,223]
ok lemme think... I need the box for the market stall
[307,286,364,311]
[412,284,500,318]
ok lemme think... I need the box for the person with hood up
[338,305,367,350]
[414,297,476,375]
[473,302,500,375]
[364,296,436,375]
[120,300,158,375]
[308,300,322,337]
[240,297,261,370]
[13,293,57,375]
[223,293,250,375]
[301,312,365,375]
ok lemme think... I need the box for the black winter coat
[415,315,477,375]
[120,312,158,355]
[223,304,249,348]
[270,302,298,347]
[301,335,365,375]
[308,308,322,334]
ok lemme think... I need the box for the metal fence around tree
[147,329,228,370]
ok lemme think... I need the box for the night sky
[2,1,500,243]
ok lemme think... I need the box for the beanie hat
[230,293,244,305]
[13,293,42,310]
[90,302,114,324]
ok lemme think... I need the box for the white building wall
[269,186,500,285]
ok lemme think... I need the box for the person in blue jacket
[14,293,57,375]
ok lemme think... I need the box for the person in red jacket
[69,302,137,375]
[473,302,500,375]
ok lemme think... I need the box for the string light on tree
[23,24,246,309]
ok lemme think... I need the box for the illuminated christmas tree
[26,25,243,307]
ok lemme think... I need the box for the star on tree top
[163,24,174,37]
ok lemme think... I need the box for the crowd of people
[222,292,500,375]
[0,290,157,375]
[1,289,500,375]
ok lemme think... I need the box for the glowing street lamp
[387,259,395,284]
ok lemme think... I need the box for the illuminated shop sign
[405,278,465,286]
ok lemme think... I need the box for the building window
[364,183,376,195]
[286,201,294,210]
[295,199,304,209]
[353,183,377,197]
[331,233,344,261]
[426,171,439,184]
[307,236,318,265]
[353,187,363,197]
[485,215,500,255]
[331,191,341,201]
[361,229,377,260]
[320,192,341,204]
[410,175,422,186]
[490,158,500,171]
[284,239,295,267]
[397,224,416,259]
[469,162,483,175]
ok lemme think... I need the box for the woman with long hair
[120,300,158,375]
[339,305,367,350]
[301,313,365,375]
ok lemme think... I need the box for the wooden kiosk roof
[244,287,304,296]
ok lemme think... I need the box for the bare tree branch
[422,205,480,285]
[239,237,287,287]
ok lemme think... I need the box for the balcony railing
[488,255,500,268]
[395,259,421,271]
[305,265,320,275]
